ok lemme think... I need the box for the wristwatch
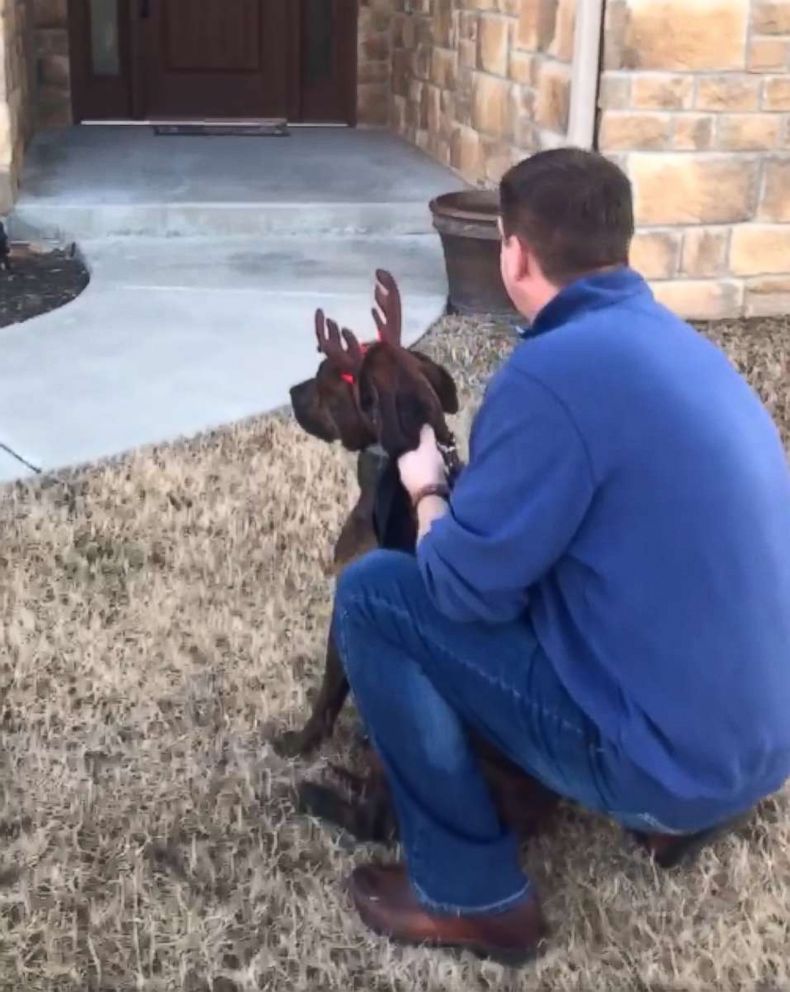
[411,483,450,511]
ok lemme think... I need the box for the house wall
[599,0,790,318]
[358,0,394,123]
[0,0,35,212]
[389,0,577,184]
[31,0,69,128]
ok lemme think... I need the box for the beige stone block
[0,168,14,215]
[431,46,457,89]
[357,84,389,127]
[744,276,790,316]
[764,77,790,111]
[426,84,442,138]
[35,25,68,55]
[390,93,407,135]
[759,157,790,221]
[478,13,510,76]
[517,0,561,52]
[631,154,760,224]
[360,32,390,64]
[752,1,790,34]
[433,0,453,49]
[34,0,67,27]
[38,52,69,88]
[621,0,749,71]
[652,279,744,319]
[730,224,790,274]
[36,84,72,128]
[716,113,780,150]
[509,49,537,85]
[458,11,478,44]
[0,105,12,169]
[747,36,788,72]
[681,227,730,276]
[629,230,680,278]
[696,75,761,111]
[535,60,570,134]
[673,114,714,150]
[482,136,517,183]
[472,71,513,137]
[603,0,629,71]
[599,111,672,150]
[451,125,485,182]
[550,0,576,62]
[598,73,631,110]
[357,59,389,85]
[631,73,694,110]
[459,37,477,69]
[513,84,537,146]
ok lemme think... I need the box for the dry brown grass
[1,315,789,992]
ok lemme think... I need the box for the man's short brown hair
[499,148,635,286]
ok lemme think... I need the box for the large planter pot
[429,189,519,319]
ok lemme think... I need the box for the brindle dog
[280,270,558,842]
[279,270,460,758]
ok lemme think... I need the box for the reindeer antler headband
[314,270,403,384]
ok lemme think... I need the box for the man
[332,148,790,963]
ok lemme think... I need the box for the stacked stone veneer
[599,0,790,318]
[0,0,34,212]
[389,0,577,183]
[31,0,69,129]
[358,0,394,123]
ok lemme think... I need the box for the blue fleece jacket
[419,267,790,804]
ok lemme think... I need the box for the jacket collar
[518,266,651,338]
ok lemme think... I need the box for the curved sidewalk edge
[0,235,448,484]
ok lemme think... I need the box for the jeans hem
[411,877,533,917]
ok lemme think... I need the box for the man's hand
[398,425,447,502]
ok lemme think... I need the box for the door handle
[139,0,150,17]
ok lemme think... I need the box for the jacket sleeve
[417,367,595,624]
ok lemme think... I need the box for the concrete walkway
[1,127,463,482]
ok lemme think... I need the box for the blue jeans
[333,550,750,915]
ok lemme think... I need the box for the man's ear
[411,352,459,415]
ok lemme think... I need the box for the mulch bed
[0,244,89,329]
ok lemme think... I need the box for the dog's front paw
[271,728,313,759]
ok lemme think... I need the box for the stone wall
[358,0,393,124]
[389,0,576,184]
[599,0,790,318]
[33,0,70,127]
[0,0,35,212]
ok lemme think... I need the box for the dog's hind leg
[273,632,350,758]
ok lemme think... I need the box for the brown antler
[314,308,364,378]
[372,269,402,346]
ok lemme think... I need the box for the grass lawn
[1,314,788,991]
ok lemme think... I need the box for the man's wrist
[411,483,450,511]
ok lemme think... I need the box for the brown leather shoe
[347,863,547,966]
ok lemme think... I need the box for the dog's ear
[411,352,459,415]
[360,374,424,457]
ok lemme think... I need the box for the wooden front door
[138,0,291,119]
[69,1,358,124]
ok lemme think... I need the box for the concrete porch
[0,126,464,482]
[10,125,464,240]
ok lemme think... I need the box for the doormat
[153,120,289,137]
